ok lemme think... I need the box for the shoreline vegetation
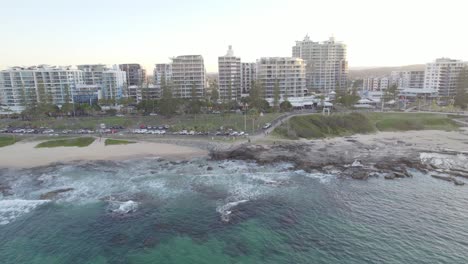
[274,112,459,139]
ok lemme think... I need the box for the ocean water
[0,157,468,264]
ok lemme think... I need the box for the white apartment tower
[255,57,306,99]
[218,46,241,101]
[292,35,348,93]
[0,65,84,111]
[391,71,425,89]
[424,58,467,97]
[241,62,256,97]
[170,55,206,98]
[363,77,390,91]
[77,64,127,100]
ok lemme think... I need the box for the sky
[1,0,467,73]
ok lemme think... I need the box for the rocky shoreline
[210,132,468,185]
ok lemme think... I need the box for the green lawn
[274,112,459,139]
[104,139,136,146]
[0,136,20,147]
[35,137,95,148]
[366,112,459,131]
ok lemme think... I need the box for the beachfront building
[424,58,468,97]
[391,71,425,89]
[218,46,241,101]
[77,64,127,100]
[292,35,348,93]
[241,62,256,97]
[127,85,159,103]
[363,77,390,91]
[0,65,84,112]
[119,64,146,86]
[170,55,206,99]
[255,57,306,99]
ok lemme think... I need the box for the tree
[159,78,176,116]
[454,66,468,109]
[273,80,281,112]
[385,84,398,102]
[336,89,360,107]
[249,80,264,110]
[211,87,219,103]
[280,101,292,112]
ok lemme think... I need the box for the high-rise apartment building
[77,64,107,85]
[241,63,256,97]
[391,71,425,89]
[424,58,468,97]
[152,63,172,100]
[292,35,348,93]
[170,55,206,98]
[119,64,146,86]
[77,64,126,100]
[255,57,306,99]
[218,46,241,101]
[363,77,390,91]
[0,65,84,111]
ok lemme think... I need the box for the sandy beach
[0,138,208,169]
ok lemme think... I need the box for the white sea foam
[0,199,49,225]
[108,200,139,214]
[296,170,335,184]
[216,200,249,222]
[420,152,468,170]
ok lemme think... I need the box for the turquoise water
[1,158,468,263]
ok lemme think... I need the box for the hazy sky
[1,0,467,72]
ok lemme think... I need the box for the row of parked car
[0,128,56,134]
[132,129,167,135]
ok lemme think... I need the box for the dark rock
[39,188,74,200]
[431,174,453,182]
[0,184,13,196]
[207,166,213,171]
[350,171,369,180]
[110,233,128,245]
[384,173,396,180]
[453,179,465,186]
[143,236,158,248]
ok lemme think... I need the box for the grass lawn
[366,112,459,131]
[274,112,459,139]
[0,136,20,147]
[35,137,95,148]
[104,139,136,146]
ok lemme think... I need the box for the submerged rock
[39,188,74,200]
[432,175,465,186]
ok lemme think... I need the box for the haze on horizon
[1,0,467,73]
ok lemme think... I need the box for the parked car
[263,123,272,129]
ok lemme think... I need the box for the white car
[263,123,272,129]
[188,130,195,135]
